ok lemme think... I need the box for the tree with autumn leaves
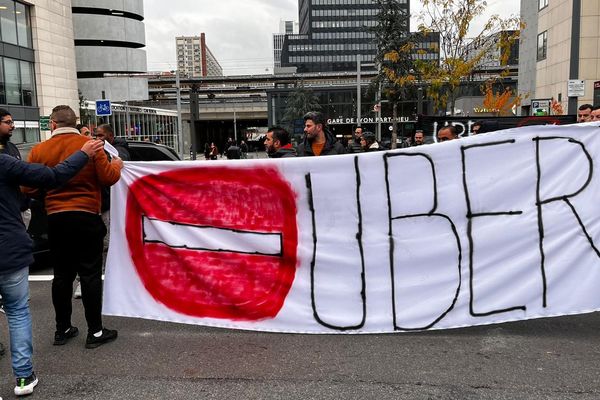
[373,0,521,118]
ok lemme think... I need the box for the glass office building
[0,1,39,145]
[280,0,409,73]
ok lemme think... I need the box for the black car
[28,141,181,268]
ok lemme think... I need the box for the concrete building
[176,34,223,78]
[72,0,148,102]
[519,0,599,115]
[465,31,520,70]
[0,0,79,147]
[274,20,299,69]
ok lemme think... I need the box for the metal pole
[377,80,382,141]
[357,54,362,127]
[233,108,237,142]
[176,69,184,159]
[125,101,130,138]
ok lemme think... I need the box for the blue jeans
[0,267,33,378]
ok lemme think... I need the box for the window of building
[0,0,18,45]
[537,31,547,61]
[20,60,34,106]
[15,2,30,47]
[538,0,548,10]
[4,57,20,104]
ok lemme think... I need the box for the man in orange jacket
[24,105,123,350]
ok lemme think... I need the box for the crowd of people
[1,105,124,397]
[0,106,595,397]
[258,111,500,160]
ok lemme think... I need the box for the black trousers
[48,211,106,334]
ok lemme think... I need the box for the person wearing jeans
[0,132,103,396]
[24,105,123,351]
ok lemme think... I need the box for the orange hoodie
[24,127,121,215]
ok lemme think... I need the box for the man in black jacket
[0,138,103,396]
[265,127,296,158]
[297,112,346,157]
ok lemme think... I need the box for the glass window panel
[0,1,17,45]
[25,127,39,143]
[0,57,5,104]
[11,127,24,144]
[4,58,20,105]
[20,60,34,106]
[15,2,30,47]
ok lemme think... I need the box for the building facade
[72,0,148,102]
[280,0,409,73]
[176,34,223,78]
[274,20,299,69]
[518,0,599,115]
[465,31,520,70]
[0,0,81,146]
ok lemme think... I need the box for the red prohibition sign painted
[125,166,298,321]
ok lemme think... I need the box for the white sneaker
[14,372,37,396]
[73,282,82,299]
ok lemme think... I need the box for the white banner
[104,123,600,333]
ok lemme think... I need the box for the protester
[591,106,600,121]
[347,126,363,153]
[265,127,297,158]
[2,136,103,396]
[0,109,28,321]
[577,104,593,123]
[360,131,381,152]
[473,120,500,135]
[297,111,346,157]
[240,140,249,159]
[204,143,210,160]
[95,124,130,161]
[437,126,458,142]
[76,124,91,137]
[23,105,123,351]
[412,130,425,146]
[209,142,219,160]
[226,142,242,159]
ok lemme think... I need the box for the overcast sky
[144,0,520,76]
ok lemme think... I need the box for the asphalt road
[0,281,598,399]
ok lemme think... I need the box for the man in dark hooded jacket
[1,138,103,396]
[265,127,296,158]
[297,112,346,157]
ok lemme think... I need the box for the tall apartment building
[280,0,409,73]
[518,0,599,115]
[176,34,223,78]
[72,0,148,101]
[274,20,299,69]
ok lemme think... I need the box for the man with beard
[265,127,296,158]
[297,112,346,157]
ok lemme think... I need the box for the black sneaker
[53,326,79,346]
[14,372,38,396]
[85,328,117,349]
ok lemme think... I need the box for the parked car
[28,141,180,269]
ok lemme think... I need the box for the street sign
[95,100,112,116]
[531,99,551,116]
[39,116,50,131]
[568,80,585,97]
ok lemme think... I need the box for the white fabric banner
[104,123,600,333]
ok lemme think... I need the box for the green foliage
[78,90,94,126]
[282,82,321,128]
[374,0,520,114]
